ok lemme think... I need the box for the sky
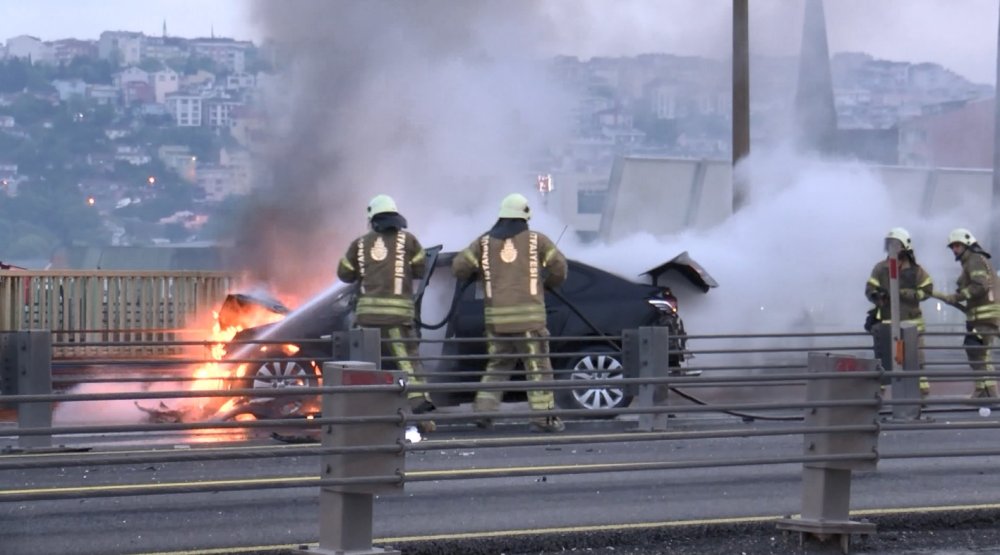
[1,0,998,84]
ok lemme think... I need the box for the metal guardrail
[3,326,1000,554]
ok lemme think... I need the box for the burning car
[209,247,717,419]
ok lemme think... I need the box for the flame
[190,311,241,392]
[191,299,289,396]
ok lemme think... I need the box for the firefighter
[337,194,436,431]
[936,228,1000,398]
[865,227,933,396]
[452,193,568,433]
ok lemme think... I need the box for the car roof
[435,250,714,291]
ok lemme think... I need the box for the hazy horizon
[1,0,997,84]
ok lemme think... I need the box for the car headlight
[647,298,678,314]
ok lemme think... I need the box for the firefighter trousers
[870,323,930,394]
[376,325,428,402]
[965,322,999,393]
[475,329,555,412]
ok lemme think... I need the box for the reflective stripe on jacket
[337,229,426,326]
[452,229,567,334]
[864,257,933,323]
[957,249,1000,325]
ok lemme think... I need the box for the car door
[413,245,442,309]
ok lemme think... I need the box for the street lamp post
[732,0,750,169]
[732,0,750,214]
[991,5,1000,254]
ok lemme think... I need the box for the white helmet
[498,193,531,220]
[948,228,976,247]
[885,227,912,250]
[367,194,398,220]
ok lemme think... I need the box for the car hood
[641,251,718,293]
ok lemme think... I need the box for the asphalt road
[3,409,1000,555]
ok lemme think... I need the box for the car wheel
[556,346,632,413]
[251,359,318,389]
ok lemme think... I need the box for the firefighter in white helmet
[452,193,568,433]
[864,227,933,396]
[935,228,1000,398]
[337,194,436,431]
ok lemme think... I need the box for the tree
[47,57,116,85]
[634,115,679,146]
[139,58,165,73]
[0,176,108,258]
[0,59,31,93]
[5,94,58,126]
[183,55,219,76]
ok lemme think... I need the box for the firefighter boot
[409,396,436,415]
[409,396,436,434]
[529,416,565,433]
[473,397,499,430]
[970,385,998,399]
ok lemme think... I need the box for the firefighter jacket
[452,225,568,334]
[955,248,1000,326]
[337,229,426,326]
[865,257,933,328]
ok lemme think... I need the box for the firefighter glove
[899,288,913,302]
[939,293,959,305]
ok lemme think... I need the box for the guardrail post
[635,326,669,432]
[889,323,924,421]
[1,330,53,449]
[777,353,880,554]
[330,331,349,360]
[350,327,382,365]
[303,361,405,555]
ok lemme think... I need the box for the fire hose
[414,270,801,422]
[545,287,801,422]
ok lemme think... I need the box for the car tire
[555,346,632,414]
[250,359,320,390]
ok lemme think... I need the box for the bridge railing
[0,270,233,358]
[1,327,999,554]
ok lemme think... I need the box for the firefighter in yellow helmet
[337,194,435,431]
[864,227,933,396]
[935,228,1000,398]
[452,193,568,433]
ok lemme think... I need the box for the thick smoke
[572,146,982,338]
[235,0,992,339]
[239,1,572,296]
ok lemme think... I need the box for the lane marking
[129,502,1000,554]
[1,459,719,496]
[0,459,744,496]
[0,428,737,460]
[1,476,315,496]
[0,443,297,460]
[135,546,304,555]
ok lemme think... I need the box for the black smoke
[232,1,570,296]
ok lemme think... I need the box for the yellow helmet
[885,227,912,250]
[367,194,398,220]
[498,193,531,220]
[947,228,976,247]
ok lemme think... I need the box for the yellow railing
[0,271,234,358]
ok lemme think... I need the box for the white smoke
[569,145,976,336]
[239,1,989,340]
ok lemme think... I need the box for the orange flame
[191,300,289,396]
[190,311,242,392]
